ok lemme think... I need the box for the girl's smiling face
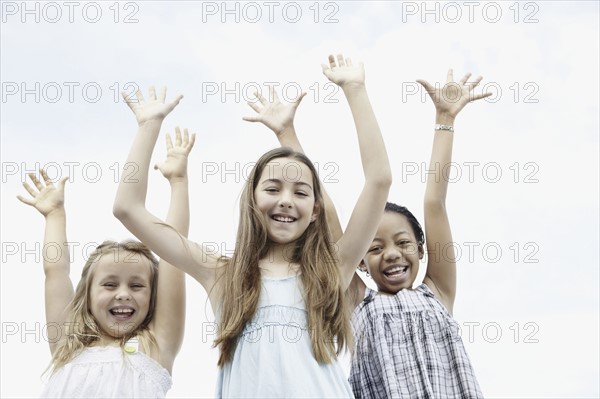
[254,157,319,245]
[361,212,424,294]
[88,250,153,342]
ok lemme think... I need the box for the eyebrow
[99,275,149,282]
[372,231,411,241]
[260,178,313,191]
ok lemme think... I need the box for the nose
[383,246,402,262]
[278,190,293,209]
[115,288,131,301]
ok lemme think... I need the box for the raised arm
[322,54,392,290]
[417,70,491,314]
[148,128,195,373]
[243,87,344,240]
[17,169,73,355]
[112,87,223,297]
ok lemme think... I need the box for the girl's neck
[260,242,300,278]
[92,334,123,348]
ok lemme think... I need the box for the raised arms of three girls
[18,131,194,372]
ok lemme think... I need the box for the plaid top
[349,284,483,399]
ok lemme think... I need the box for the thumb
[58,176,69,190]
[293,92,307,107]
[416,79,435,94]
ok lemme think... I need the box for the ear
[358,259,368,273]
[418,242,425,260]
[310,203,321,223]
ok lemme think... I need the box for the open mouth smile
[109,306,135,320]
[271,214,297,223]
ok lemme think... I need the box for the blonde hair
[49,240,159,373]
[214,147,352,366]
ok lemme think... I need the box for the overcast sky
[1,1,599,397]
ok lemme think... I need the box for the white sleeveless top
[216,274,353,398]
[40,346,172,398]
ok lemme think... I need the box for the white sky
[1,1,598,398]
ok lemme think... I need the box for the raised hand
[417,70,491,119]
[122,86,183,125]
[154,127,196,182]
[242,87,306,136]
[17,169,68,217]
[321,54,365,89]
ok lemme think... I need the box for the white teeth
[111,308,133,314]
[273,215,294,223]
[384,266,408,275]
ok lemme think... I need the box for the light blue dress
[216,274,354,398]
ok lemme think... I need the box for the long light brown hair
[49,240,159,373]
[214,147,352,366]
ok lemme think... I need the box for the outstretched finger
[188,133,196,151]
[183,128,189,146]
[159,87,167,102]
[29,173,44,191]
[166,94,183,112]
[247,100,262,114]
[459,72,472,86]
[175,127,182,147]
[346,57,353,67]
[270,86,279,103]
[471,91,493,101]
[21,181,37,198]
[468,75,484,90]
[40,168,54,187]
[328,55,336,68]
[122,91,137,111]
[416,79,435,94]
[135,89,145,103]
[293,92,307,107]
[242,115,262,123]
[321,64,333,79]
[336,54,345,67]
[255,91,268,106]
[447,69,454,83]
[165,133,173,150]
[58,176,68,190]
[148,86,157,101]
[16,194,35,206]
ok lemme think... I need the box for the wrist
[138,119,164,129]
[435,113,456,126]
[342,82,366,94]
[276,125,297,138]
[45,207,66,220]
[168,176,188,186]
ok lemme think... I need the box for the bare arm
[322,54,392,290]
[18,170,74,355]
[113,87,224,297]
[418,70,491,314]
[149,128,195,373]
